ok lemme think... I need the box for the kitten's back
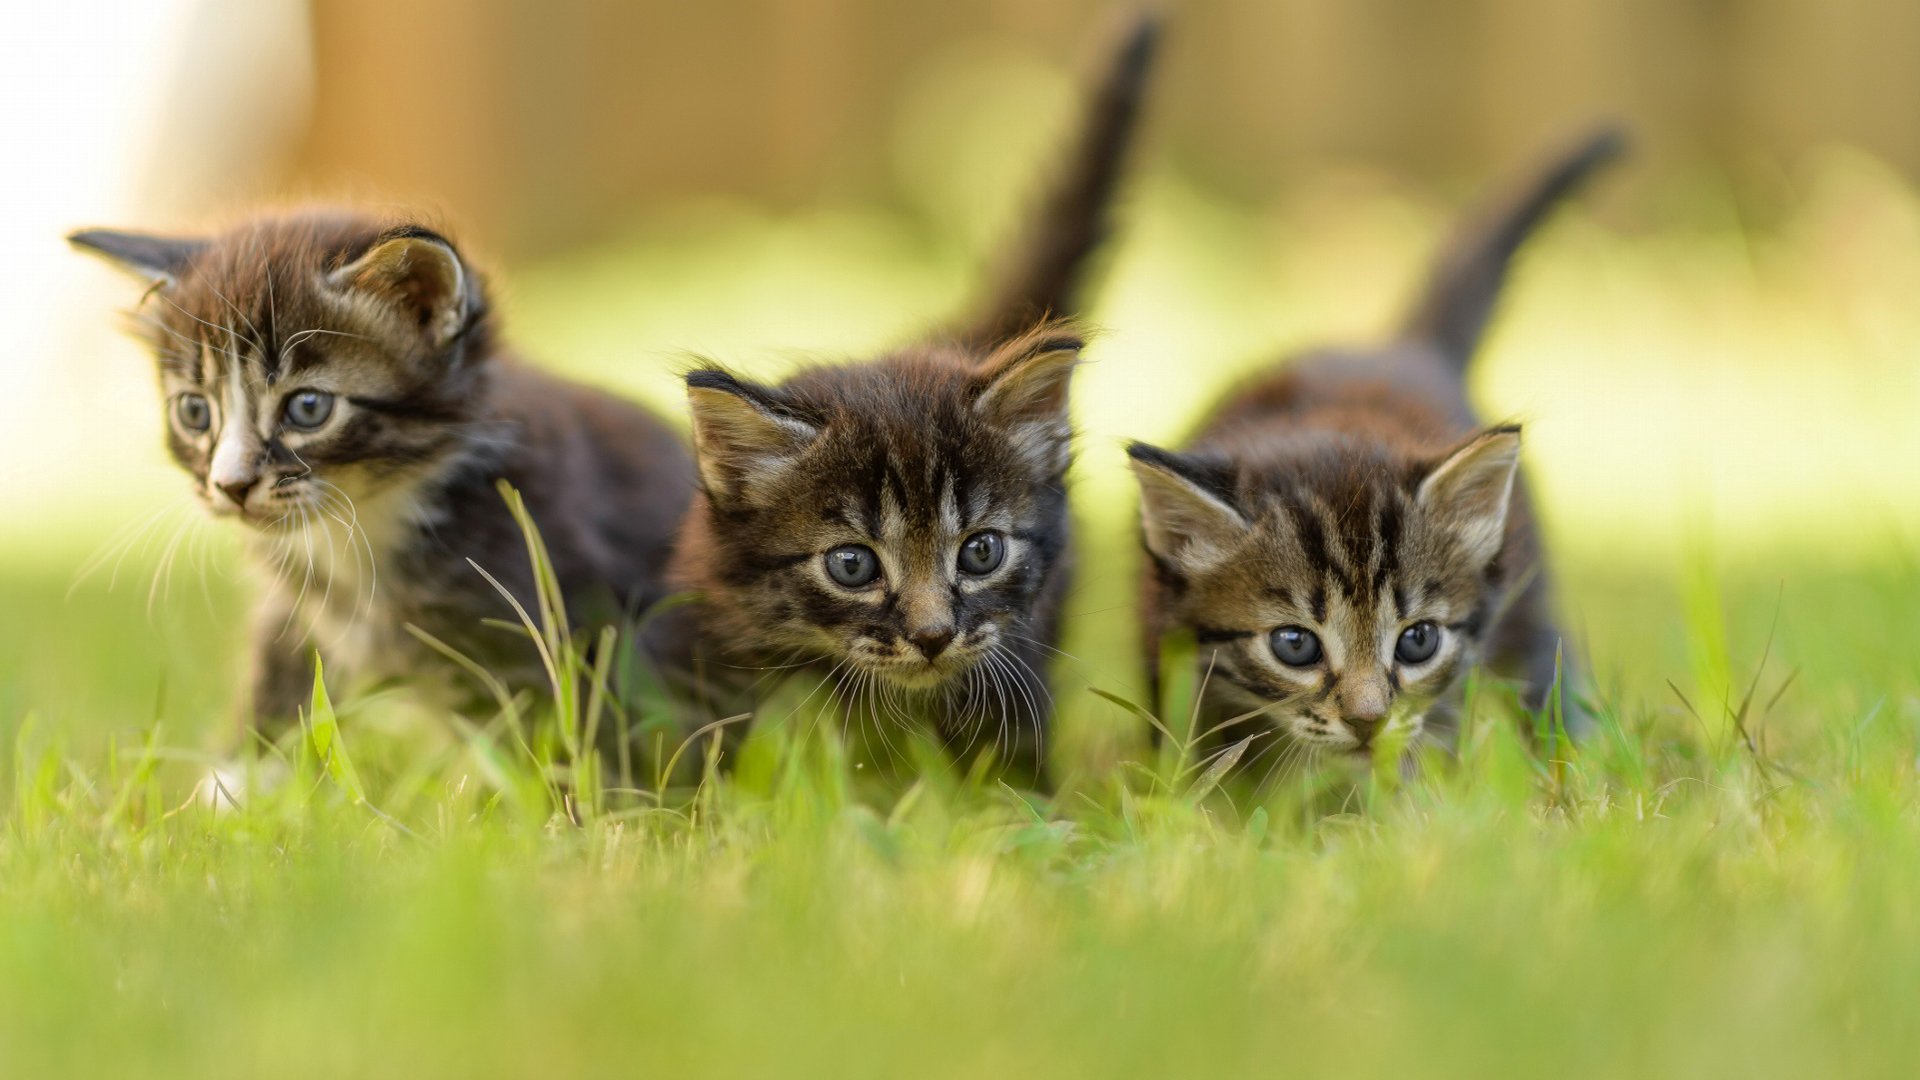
[1195,125,1627,459]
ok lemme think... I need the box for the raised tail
[1399,124,1628,371]
[951,11,1162,348]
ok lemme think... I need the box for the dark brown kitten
[70,214,693,746]
[658,15,1161,784]
[1128,128,1624,776]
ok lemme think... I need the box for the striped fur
[661,16,1161,785]
[1130,127,1624,777]
[71,211,693,744]
[668,327,1080,783]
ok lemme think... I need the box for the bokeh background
[7,0,1919,756]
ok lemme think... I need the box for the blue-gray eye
[1395,621,1440,664]
[174,393,211,433]
[957,531,1005,575]
[824,545,880,588]
[1269,625,1321,667]
[284,389,334,429]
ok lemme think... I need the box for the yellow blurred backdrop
[9,0,1920,576]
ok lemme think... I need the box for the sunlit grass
[9,163,1920,1073]
[6,475,1918,1076]
[6,550,1919,1077]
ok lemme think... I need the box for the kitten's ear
[974,325,1084,474]
[1127,442,1250,572]
[1417,425,1522,567]
[329,228,471,349]
[68,228,207,286]
[686,370,819,502]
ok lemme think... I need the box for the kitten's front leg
[200,598,321,810]
[235,593,321,749]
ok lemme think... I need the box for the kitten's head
[1129,427,1523,756]
[682,325,1080,689]
[70,212,493,528]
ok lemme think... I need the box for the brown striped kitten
[662,16,1161,784]
[1128,128,1624,773]
[70,215,693,745]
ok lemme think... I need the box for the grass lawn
[5,529,1918,1078]
[10,174,1920,1077]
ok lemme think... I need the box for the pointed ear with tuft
[686,370,820,503]
[1127,443,1251,572]
[328,228,471,349]
[68,228,207,286]
[1417,425,1522,568]
[974,327,1084,474]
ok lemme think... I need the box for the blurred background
[6,0,1919,752]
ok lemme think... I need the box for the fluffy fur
[1129,127,1625,778]
[660,14,1162,784]
[71,212,693,745]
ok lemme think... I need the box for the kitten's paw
[196,758,289,812]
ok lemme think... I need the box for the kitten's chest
[284,551,430,686]
[269,519,545,698]
[254,492,445,681]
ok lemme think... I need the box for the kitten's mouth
[851,650,985,690]
[200,480,321,527]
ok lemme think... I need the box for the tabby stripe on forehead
[255,293,281,382]
[860,456,888,538]
[953,463,980,521]
[1371,493,1402,599]
[224,339,250,436]
[939,466,962,533]
[1283,491,1355,597]
[881,460,909,514]
[818,504,865,533]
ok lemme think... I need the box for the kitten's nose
[1344,714,1383,746]
[216,477,258,508]
[908,626,955,660]
[1340,678,1390,745]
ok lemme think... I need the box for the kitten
[1127,127,1624,777]
[658,15,1162,784]
[70,214,694,748]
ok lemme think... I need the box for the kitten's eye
[283,389,335,430]
[174,393,211,433]
[1269,625,1322,667]
[957,531,1006,575]
[824,544,880,588]
[1395,621,1440,664]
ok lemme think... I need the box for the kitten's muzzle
[1344,713,1382,747]
[216,477,258,509]
[908,626,955,660]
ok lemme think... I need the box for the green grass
[4,529,1918,1077]
[16,161,1920,1074]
